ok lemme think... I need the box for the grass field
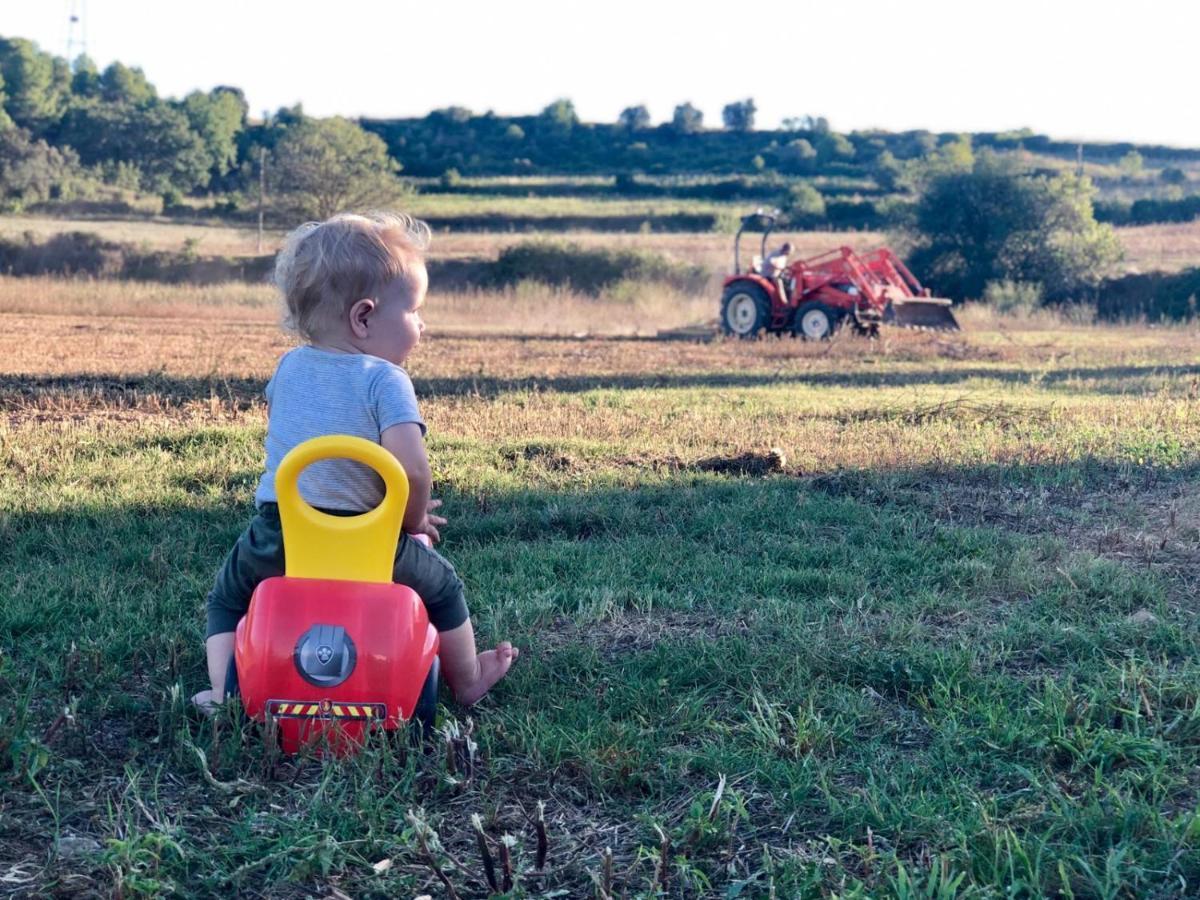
[4,275,1200,897]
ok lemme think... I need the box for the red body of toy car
[229,435,441,755]
[235,574,440,754]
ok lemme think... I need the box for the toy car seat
[230,435,440,754]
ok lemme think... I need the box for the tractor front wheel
[720,284,772,339]
[793,302,840,341]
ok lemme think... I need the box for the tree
[671,102,703,135]
[70,54,101,98]
[99,61,155,105]
[782,115,829,134]
[539,98,577,136]
[815,131,855,165]
[776,138,816,174]
[0,69,11,130]
[618,104,651,131]
[504,123,525,142]
[181,87,247,178]
[874,150,903,191]
[900,152,1122,301]
[55,99,210,192]
[270,116,409,220]
[1161,166,1188,186]
[0,37,70,131]
[429,106,472,125]
[933,134,974,171]
[782,182,825,222]
[1118,150,1144,181]
[897,130,938,159]
[59,100,209,191]
[0,126,78,209]
[721,98,756,132]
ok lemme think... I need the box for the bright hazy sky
[3,0,1196,147]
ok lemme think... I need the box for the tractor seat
[750,254,764,275]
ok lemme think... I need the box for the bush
[781,182,826,224]
[1097,267,1200,321]
[0,231,273,282]
[0,128,80,211]
[1161,167,1188,186]
[489,241,704,295]
[983,279,1043,315]
[900,152,1121,301]
[0,231,125,277]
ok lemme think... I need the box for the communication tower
[65,0,89,63]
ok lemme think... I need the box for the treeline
[364,109,1200,180]
[1096,194,1200,226]
[2,33,1199,231]
[0,35,416,219]
[0,36,250,198]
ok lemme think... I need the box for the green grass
[5,328,1200,896]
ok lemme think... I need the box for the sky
[2,0,1196,147]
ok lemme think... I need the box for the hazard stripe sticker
[266,700,387,720]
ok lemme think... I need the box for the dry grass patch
[1119,221,1200,274]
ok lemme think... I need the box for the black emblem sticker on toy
[294,624,357,688]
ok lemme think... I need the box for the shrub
[1161,167,1188,186]
[900,152,1121,301]
[1097,267,1200,321]
[983,279,1043,315]
[0,231,124,277]
[489,241,705,295]
[0,128,80,211]
[0,231,273,283]
[781,182,826,223]
[776,139,816,175]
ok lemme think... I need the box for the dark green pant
[205,503,468,638]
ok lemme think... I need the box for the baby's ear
[348,298,375,337]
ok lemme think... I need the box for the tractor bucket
[883,298,960,331]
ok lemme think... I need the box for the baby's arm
[381,423,438,539]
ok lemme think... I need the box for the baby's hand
[422,498,447,543]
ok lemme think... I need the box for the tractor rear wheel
[793,302,840,341]
[720,284,772,339]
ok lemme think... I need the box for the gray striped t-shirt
[253,346,426,512]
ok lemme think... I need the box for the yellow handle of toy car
[275,435,409,584]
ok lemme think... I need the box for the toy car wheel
[720,284,771,338]
[793,302,840,341]
[412,657,440,737]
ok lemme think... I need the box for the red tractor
[719,211,959,339]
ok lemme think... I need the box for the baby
[193,211,517,712]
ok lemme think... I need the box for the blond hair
[273,211,432,341]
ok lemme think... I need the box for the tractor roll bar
[733,209,778,274]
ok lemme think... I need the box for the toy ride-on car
[229,435,440,754]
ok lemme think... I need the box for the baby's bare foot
[454,642,519,706]
[191,689,219,718]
